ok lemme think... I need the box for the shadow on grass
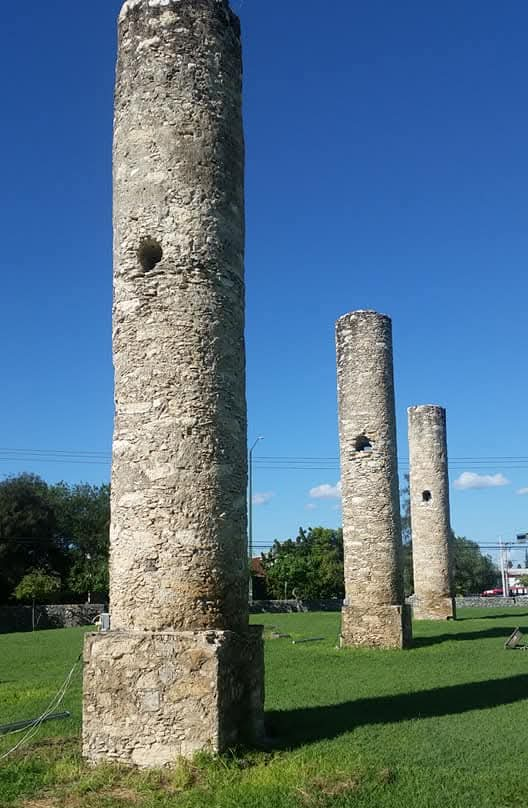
[413,625,528,647]
[266,673,528,748]
[459,611,528,621]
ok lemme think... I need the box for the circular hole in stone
[422,490,432,502]
[354,435,372,452]
[138,238,163,272]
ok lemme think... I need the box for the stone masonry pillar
[336,311,411,648]
[83,0,264,767]
[408,405,455,620]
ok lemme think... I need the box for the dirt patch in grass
[297,774,361,805]
[22,788,143,808]
[105,787,143,803]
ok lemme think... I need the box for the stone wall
[0,604,104,634]
[1,599,524,634]
[250,599,343,613]
[455,596,528,608]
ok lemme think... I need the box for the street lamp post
[248,436,263,603]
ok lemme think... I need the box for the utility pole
[499,538,508,598]
[248,436,263,603]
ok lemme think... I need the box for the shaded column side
[110,0,248,633]
[408,405,455,620]
[336,310,411,648]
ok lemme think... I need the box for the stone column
[336,310,411,648]
[408,405,455,620]
[83,0,264,767]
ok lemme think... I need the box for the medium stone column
[408,405,455,620]
[83,0,264,767]
[336,311,411,648]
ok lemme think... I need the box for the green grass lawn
[2,609,528,807]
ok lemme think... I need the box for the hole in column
[138,238,163,272]
[422,490,432,502]
[354,435,372,452]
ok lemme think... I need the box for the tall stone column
[408,405,455,620]
[83,0,264,767]
[336,311,411,648]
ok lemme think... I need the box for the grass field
[2,609,528,807]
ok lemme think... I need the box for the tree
[48,482,110,601]
[0,474,61,603]
[261,527,344,600]
[67,555,109,601]
[451,536,498,595]
[0,475,111,604]
[400,473,411,545]
[402,541,414,597]
[14,569,60,630]
[400,474,414,595]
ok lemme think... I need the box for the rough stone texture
[336,311,411,648]
[83,0,264,767]
[0,604,104,634]
[111,0,247,634]
[455,596,528,608]
[341,604,411,649]
[83,626,264,766]
[408,406,455,620]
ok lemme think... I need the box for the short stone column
[336,311,411,648]
[408,405,455,620]
[83,0,264,767]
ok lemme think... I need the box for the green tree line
[0,472,498,606]
[261,528,498,600]
[0,473,109,605]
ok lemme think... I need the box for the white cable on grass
[0,654,81,762]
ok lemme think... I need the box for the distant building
[251,558,268,600]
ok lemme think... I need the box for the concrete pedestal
[413,596,456,621]
[83,626,264,767]
[340,604,412,649]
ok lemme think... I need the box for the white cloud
[309,480,342,500]
[305,503,317,511]
[517,488,528,496]
[252,491,274,506]
[454,472,510,491]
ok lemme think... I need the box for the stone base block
[340,604,412,649]
[413,596,456,621]
[83,626,264,767]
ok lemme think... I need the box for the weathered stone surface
[341,604,411,649]
[408,406,455,620]
[83,627,264,765]
[83,0,264,767]
[455,596,528,608]
[336,310,411,648]
[110,0,247,634]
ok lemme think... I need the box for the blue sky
[1,1,527,562]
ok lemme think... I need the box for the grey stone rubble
[408,406,455,620]
[83,0,264,768]
[336,310,412,648]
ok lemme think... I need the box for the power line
[2,447,528,461]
